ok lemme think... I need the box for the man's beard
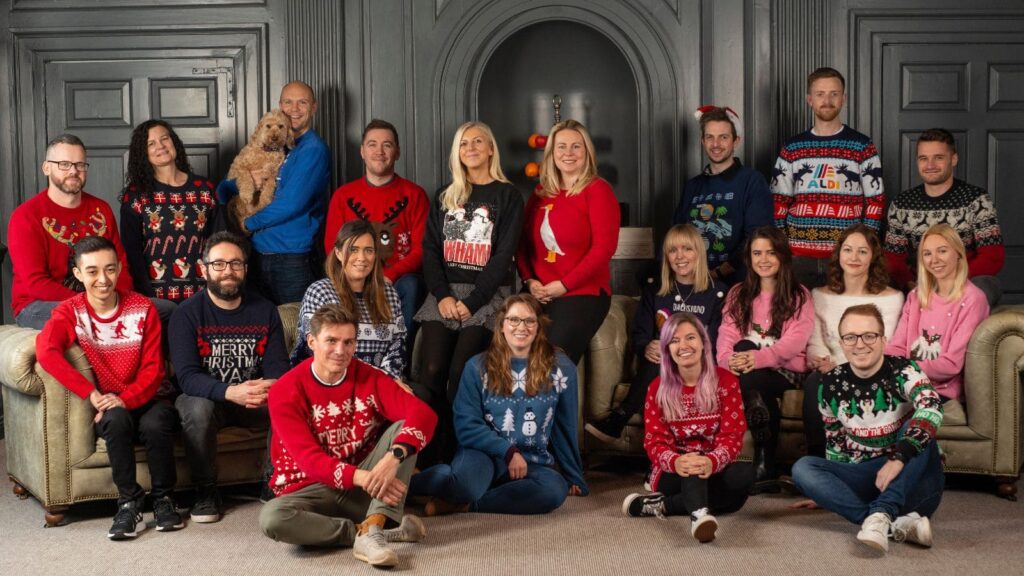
[207,276,243,301]
[815,106,840,122]
[52,173,84,195]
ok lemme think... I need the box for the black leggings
[658,462,754,516]
[802,371,826,457]
[733,340,792,442]
[618,357,660,419]
[543,294,611,365]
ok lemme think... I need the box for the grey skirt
[413,283,511,331]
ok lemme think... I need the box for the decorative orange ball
[528,134,548,149]
[524,162,540,178]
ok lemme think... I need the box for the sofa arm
[584,295,637,421]
[963,307,1024,446]
[0,326,45,396]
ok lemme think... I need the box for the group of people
[4,65,1003,564]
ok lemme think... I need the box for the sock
[358,513,387,535]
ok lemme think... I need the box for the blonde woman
[414,121,524,465]
[516,120,620,364]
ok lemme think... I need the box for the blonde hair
[657,224,711,295]
[537,120,598,198]
[916,223,968,309]
[440,121,509,211]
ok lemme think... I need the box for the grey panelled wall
[772,0,832,140]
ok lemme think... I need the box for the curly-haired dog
[227,108,294,233]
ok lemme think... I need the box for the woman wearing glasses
[410,294,587,515]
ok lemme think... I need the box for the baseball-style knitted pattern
[771,126,885,257]
[883,179,1005,286]
[643,367,747,491]
[267,357,436,496]
[36,290,164,410]
[818,356,943,464]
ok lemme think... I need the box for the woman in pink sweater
[717,226,814,492]
[885,224,989,402]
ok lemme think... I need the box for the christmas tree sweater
[771,126,885,257]
[323,175,430,282]
[672,160,773,283]
[716,286,814,373]
[168,289,290,400]
[817,356,943,464]
[516,178,620,296]
[883,179,1004,287]
[8,190,134,316]
[643,368,747,491]
[632,279,727,358]
[453,353,588,494]
[268,357,437,496]
[119,174,218,302]
[884,283,989,402]
[422,181,524,314]
[36,290,164,410]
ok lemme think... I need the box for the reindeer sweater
[323,175,430,282]
[8,190,133,316]
[716,286,815,373]
[771,126,885,258]
[884,283,988,402]
[120,174,218,302]
[817,356,943,464]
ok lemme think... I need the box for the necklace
[673,281,695,305]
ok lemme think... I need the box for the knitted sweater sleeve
[371,366,437,452]
[820,371,851,463]
[858,143,885,230]
[515,193,540,283]
[453,355,514,459]
[119,197,155,297]
[8,204,77,304]
[968,192,1005,277]
[385,182,429,281]
[560,180,620,292]
[885,293,913,358]
[893,360,944,460]
[379,283,408,379]
[116,301,165,410]
[461,186,523,314]
[244,139,330,232]
[806,289,831,362]
[883,201,914,288]
[421,195,453,302]
[548,355,588,494]
[642,377,681,475]
[771,150,794,228]
[104,203,136,295]
[323,185,350,257]
[36,302,97,401]
[705,370,746,473]
[716,287,742,368]
[916,288,989,383]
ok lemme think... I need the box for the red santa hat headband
[694,105,742,139]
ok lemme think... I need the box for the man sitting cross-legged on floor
[791,303,944,553]
[259,303,437,568]
[36,236,182,540]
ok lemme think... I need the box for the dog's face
[252,109,294,151]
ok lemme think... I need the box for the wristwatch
[888,450,909,464]
[391,446,409,463]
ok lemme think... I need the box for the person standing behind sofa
[169,231,290,523]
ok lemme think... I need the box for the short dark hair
[917,128,956,154]
[73,236,117,267]
[202,231,250,262]
[309,303,357,337]
[362,119,399,149]
[46,134,86,156]
[839,303,885,335]
[699,107,738,138]
[807,67,846,92]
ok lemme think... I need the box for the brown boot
[424,497,469,517]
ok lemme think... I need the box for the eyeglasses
[839,332,880,346]
[46,160,90,172]
[505,316,538,328]
[205,260,246,271]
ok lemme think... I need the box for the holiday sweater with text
[323,175,430,282]
[771,126,885,257]
[8,190,134,316]
[643,367,747,491]
[818,356,943,464]
[268,357,437,496]
[120,174,218,302]
[37,290,164,410]
[884,283,989,402]
[633,279,727,358]
[716,286,814,374]
[516,178,620,297]
[883,179,1004,287]
[453,353,588,493]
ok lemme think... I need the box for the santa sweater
[632,279,727,357]
[818,356,943,464]
[672,160,774,284]
[883,179,1005,287]
[120,174,218,302]
[168,289,290,401]
[422,181,524,314]
[268,357,437,496]
[36,291,164,410]
[884,283,989,402]
[323,175,430,282]
[716,286,814,373]
[516,178,620,296]
[453,353,588,494]
[9,190,134,316]
[643,368,747,491]
[806,288,904,365]
[771,126,885,257]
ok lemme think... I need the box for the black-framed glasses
[46,160,89,171]
[505,316,538,328]
[205,259,246,271]
[840,332,880,346]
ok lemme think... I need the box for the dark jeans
[792,255,828,289]
[803,371,826,458]
[14,300,60,329]
[618,357,660,419]
[96,400,179,505]
[410,447,568,515]
[658,462,754,516]
[543,293,611,365]
[175,394,270,487]
[393,273,426,374]
[252,251,315,305]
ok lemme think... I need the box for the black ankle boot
[750,441,780,495]
[743,390,770,430]
[585,410,629,443]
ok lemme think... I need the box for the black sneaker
[108,502,146,540]
[584,411,628,444]
[190,487,222,523]
[259,481,276,503]
[153,496,184,532]
[622,492,666,518]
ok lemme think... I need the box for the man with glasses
[169,231,290,523]
[791,303,944,554]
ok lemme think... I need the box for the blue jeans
[410,447,568,514]
[253,252,314,305]
[792,436,944,523]
[393,273,424,374]
[14,300,61,329]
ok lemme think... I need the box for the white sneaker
[383,515,426,543]
[690,508,718,543]
[353,524,398,568]
[856,512,892,552]
[892,512,933,548]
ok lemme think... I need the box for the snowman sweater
[643,368,747,491]
[817,356,943,464]
[268,357,436,496]
[453,353,588,494]
[884,283,988,402]
[716,287,814,373]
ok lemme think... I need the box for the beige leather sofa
[584,296,1024,499]
[1,302,300,525]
